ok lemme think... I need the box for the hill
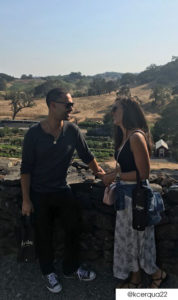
[0,73,15,82]
[0,84,159,125]
[1,58,178,97]
[137,58,178,86]
[94,72,123,80]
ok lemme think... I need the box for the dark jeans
[31,188,82,275]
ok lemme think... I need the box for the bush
[11,127,20,134]
[79,121,103,129]
[172,149,178,162]
[0,129,5,137]
[86,127,112,137]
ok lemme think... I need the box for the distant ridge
[1,57,178,87]
[137,58,178,86]
[94,72,123,80]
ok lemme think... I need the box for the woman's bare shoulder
[130,131,147,151]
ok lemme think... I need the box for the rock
[165,205,178,224]
[161,262,178,276]
[155,224,178,240]
[150,183,162,193]
[151,171,176,187]
[72,161,89,170]
[1,158,178,275]
[166,186,178,205]
[149,173,159,182]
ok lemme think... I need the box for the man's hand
[95,166,105,176]
[22,198,34,216]
[88,159,106,176]
[97,171,116,186]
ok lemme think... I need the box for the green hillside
[137,57,178,86]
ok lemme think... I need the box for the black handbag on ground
[132,170,149,231]
[16,215,36,263]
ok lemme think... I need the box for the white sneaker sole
[64,272,96,281]
[78,273,96,281]
[47,285,62,293]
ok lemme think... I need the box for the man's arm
[20,127,36,215]
[75,126,105,174]
[21,173,34,216]
[88,158,105,176]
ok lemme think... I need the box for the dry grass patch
[0,99,48,120]
[0,94,116,122]
[131,84,151,103]
[0,84,159,123]
[72,93,116,122]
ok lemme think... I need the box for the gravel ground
[0,255,117,300]
[0,255,178,300]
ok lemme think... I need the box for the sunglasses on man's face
[54,101,74,109]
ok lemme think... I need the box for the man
[21,88,105,293]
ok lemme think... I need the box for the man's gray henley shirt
[21,121,94,193]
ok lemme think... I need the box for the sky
[1,0,178,78]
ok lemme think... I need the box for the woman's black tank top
[115,139,137,172]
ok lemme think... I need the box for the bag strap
[130,130,146,187]
[136,168,142,187]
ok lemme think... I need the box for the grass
[7,79,45,93]
[0,128,115,161]
[0,83,160,124]
[0,84,163,161]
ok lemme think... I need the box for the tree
[88,78,106,96]
[0,73,15,82]
[152,96,178,143]
[172,85,178,95]
[0,78,6,91]
[7,91,35,120]
[21,74,33,79]
[63,72,82,82]
[105,80,117,94]
[172,56,178,61]
[116,86,131,98]
[120,73,137,85]
[149,86,171,106]
[34,79,72,98]
[146,64,157,71]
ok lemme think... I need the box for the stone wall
[0,158,178,275]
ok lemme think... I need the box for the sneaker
[64,265,96,281]
[44,272,62,293]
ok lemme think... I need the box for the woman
[98,97,167,288]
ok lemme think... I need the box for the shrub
[0,129,5,137]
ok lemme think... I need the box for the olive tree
[7,91,35,120]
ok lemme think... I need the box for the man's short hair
[46,88,67,107]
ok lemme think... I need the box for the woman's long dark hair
[113,97,152,155]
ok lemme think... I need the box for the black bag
[132,170,149,231]
[16,215,36,263]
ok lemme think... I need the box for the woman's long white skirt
[113,195,159,279]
